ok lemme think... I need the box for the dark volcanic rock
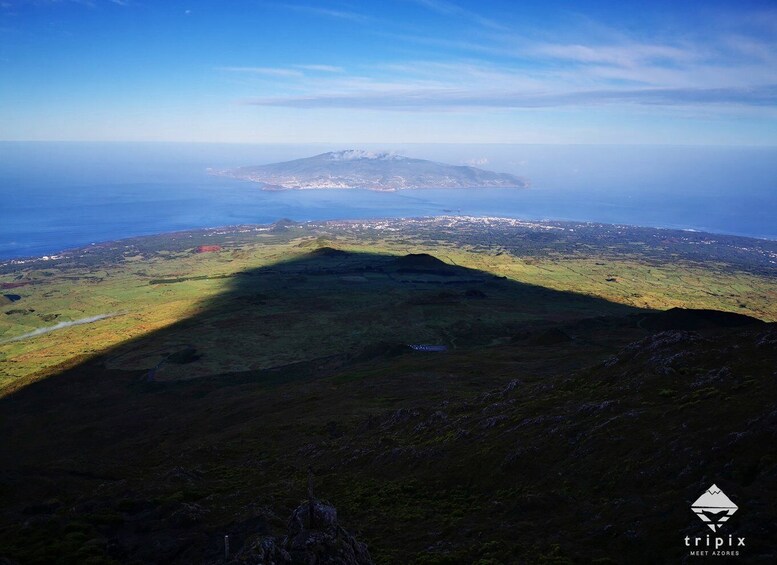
[236,501,372,565]
[603,330,707,378]
[4,308,34,315]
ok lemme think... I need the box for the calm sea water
[1,142,776,259]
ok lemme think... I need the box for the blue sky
[1,0,776,144]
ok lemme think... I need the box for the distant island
[213,150,529,191]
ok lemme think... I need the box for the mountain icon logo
[691,484,738,532]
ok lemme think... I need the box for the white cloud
[218,66,304,78]
[408,0,507,31]
[278,3,368,22]
[243,84,777,111]
[533,42,699,67]
[223,7,777,116]
[295,64,344,73]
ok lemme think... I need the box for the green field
[2,218,775,392]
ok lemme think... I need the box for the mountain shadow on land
[0,249,775,564]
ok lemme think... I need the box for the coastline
[3,215,776,272]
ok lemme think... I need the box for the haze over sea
[1,141,775,260]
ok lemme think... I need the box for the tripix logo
[691,484,737,532]
[685,484,746,558]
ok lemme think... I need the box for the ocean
[1,142,776,260]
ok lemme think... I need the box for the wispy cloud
[533,42,699,67]
[408,0,506,31]
[218,66,304,77]
[244,84,777,111]
[279,3,368,23]
[295,64,345,73]
[227,5,777,116]
[218,64,344,77]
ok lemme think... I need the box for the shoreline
[2,215,777,269]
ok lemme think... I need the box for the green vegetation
[2,218,775,391]
[0,218,775,563]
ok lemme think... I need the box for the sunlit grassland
[340,237,775,319]
[1,230,774,394]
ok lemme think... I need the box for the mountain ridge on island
[214,150,529,191]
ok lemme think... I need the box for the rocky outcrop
[235,500,372,565]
